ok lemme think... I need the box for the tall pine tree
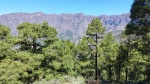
[125,0,150,83]
[86,18,105,81]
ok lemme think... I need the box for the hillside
[0,12,130,42]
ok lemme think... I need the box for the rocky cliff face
[0,12,130,42]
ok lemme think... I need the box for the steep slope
[0,12,130,42]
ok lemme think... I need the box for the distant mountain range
[0,12,130,42]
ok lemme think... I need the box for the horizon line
[0,12,130,16]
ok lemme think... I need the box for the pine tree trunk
[109,65,112,83]
[148,68,150,83]
[116,62,121,83]
[126,40,129,83]
[118,64,121,82]
[33,39,37,53]
[95,33,98,81]
[125,67,128,83]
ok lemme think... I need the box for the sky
[0,0,134,16]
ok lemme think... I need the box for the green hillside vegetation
[0,0,150,83]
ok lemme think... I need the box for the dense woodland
[0,0,150,84]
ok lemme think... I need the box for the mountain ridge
[0,12,130,42]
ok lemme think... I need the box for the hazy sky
[0,0,134,16]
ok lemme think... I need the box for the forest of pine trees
[0,0,150,84]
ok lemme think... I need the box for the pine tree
[76,36,93,79]
[0,59,27,84]
[125,0,150,35]
[100,32,119,83]
[86,18,105,81]
[17,21,58,53]
[125,0,150,55]
[125,0,150,83]
[0,25,11,60]
[42,40,76,80]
